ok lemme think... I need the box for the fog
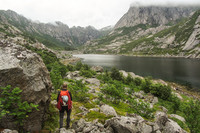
[0,0,200,29]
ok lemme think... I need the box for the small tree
[141,77,152,93]
[150,83,172,100]
[110,67,123,81]
[75,61,83,70]
[0,85,38,130]
[125,74,134,85]
[134,77,142,86]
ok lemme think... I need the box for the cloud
[0,0,200,29]
[130,0,200,7]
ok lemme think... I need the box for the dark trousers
[59,106,71,128]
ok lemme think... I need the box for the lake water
[73,54,200,89]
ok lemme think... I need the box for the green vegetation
[0,23,16,37]
[24,45,68,90]
[68,80,89,102]
[95,24,150,46]
[0,85,38,130]
[86,111,113,123]
[181,100,200,133]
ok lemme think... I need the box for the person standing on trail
[57,82,72,129]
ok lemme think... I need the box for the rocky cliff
[114,6,195,29]
[0,40,52,131]
[0,10,107,48]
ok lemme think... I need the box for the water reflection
[73,54,200,89]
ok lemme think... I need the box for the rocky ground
[41,66,190,133]
[0,36,198,133]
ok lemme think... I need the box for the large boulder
[155,111,187,133]
[104,116,156,133]
[100,104,117,117]
[0,42,52,131]
[105,114,187,133]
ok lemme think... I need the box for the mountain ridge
[0,9,110,48]
[114,6,196,29]
[83,6,200,58]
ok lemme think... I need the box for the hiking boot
[66,125,70,129]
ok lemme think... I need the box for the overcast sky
[0,0,200,29]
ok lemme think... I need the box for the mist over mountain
[0,10,109,48]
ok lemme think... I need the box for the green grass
[86,111,113,123]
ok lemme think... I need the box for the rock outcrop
[0,42,52,131]
[72,119,113,133]
[100,104,118,117]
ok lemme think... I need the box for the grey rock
[170,114,186,123]
[0,42,51,131]
[91,66,104,72]
[65,71,80,79]
[155,111,187,133]
[100,104,117,117]
[72,119,110,133]
[161,106,168,113]
[134,91,145,99]
[128,72,143,79]
[183,15,200,50]
[59,128,75,133]
[79,106,89,115]
[105,116,153,133]
[173,92,183,100]
[163,119,187,133]
[85,78,100,86]
[1,129,18,133]
[51,100,57,106]
[89,108,100,112]
[72,118,87,132]
[119,70,128,77]
[152,97,159,104]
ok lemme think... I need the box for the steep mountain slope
[114,6,195,29]
[84,6,200,58]
[118,10,200,58]
[0,10,108,48]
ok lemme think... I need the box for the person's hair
[62,82,68,89]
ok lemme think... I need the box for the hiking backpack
[60,90,69,106]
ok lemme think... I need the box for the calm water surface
[73,54,200,89]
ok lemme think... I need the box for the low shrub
[68,80,89,102]
[141,77,152,93]
[150,83,172,100]
[0,85,38,130]
[101,81,125,104]
[110,67,124,81]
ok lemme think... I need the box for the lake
[73,54,200,89]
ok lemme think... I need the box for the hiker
[57,82,72,129]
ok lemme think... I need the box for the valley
[0,4,200,133]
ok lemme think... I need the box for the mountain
[83,6,200,58]
[0,10,108,48]
[114,6,196,29]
